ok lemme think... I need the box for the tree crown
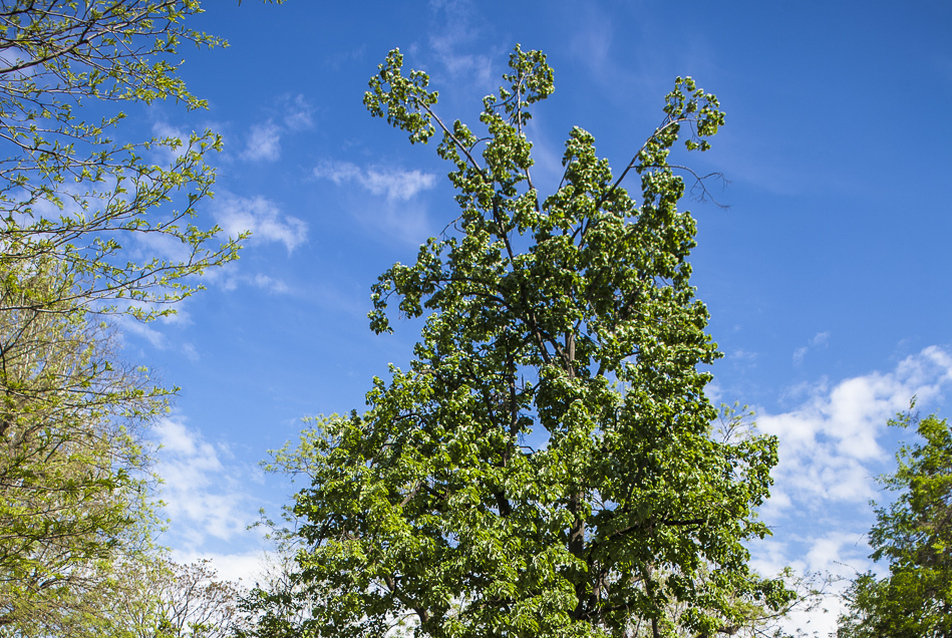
[246,46,791,638]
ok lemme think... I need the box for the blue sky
[116,1,951,634]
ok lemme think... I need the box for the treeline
[0,3,947,638]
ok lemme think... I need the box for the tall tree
[253,47,791,638]
[838,411,952,638]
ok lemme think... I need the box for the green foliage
[0,554,248,638]
[0,0,243,320]
[838,411,952,638]
[248,47,791,638]
[0,0,270,633]
[0,252,167,634]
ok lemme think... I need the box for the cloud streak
[793,331,831,365]
[210,193,308,252]
[314,160,438,201]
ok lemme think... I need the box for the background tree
[126,558,247,638]
[0,0,242,319]
[0,257,165,632]
[837,411,952,638]
[0,555,249,638]
[0,0,270,633]
[249,47,792,638]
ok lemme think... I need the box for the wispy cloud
[116,313,167,349]
[313,160,437,244]
[252,273,290,294]
[239,95,315,162]
[730,348,759,362]
[153,417,261,551]
[220,272,291,294]
[210,193,308,252]
[314,160,438,201]
[322,44,367,71]
[181,343,199,361]
[281,94,315,131]
[566,6,666,109]
[569,8,614,79]
[112,305,194,356]
[427,0,494,87]
[240,121,282,162]
[793,331,831,365]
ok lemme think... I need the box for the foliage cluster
[0,0,241,318]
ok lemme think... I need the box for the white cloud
[241,121,282,162]
[362,168,437,201]
[153,417,260,551]
[210,193,307,252]
[314,160,361,184]
[237,96,314,162]
[747,346,952,634]
[761,346,952,514]
[156,417,203,456]
[252,273,290,294]
[314,160,437,201]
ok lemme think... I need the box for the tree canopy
[0,1,249,633]
[0,0,241,319]
[838,411,952,638]
[246,46,792,638]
